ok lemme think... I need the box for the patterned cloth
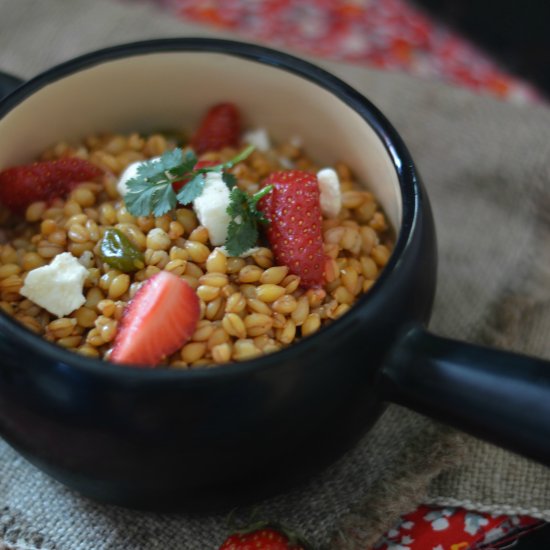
[157,0,541,103]
[374,506,543,549]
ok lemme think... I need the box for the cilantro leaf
[159,148,184,171]
[177,150,198,173]
[224,186,273,256]
[123,145,256,218]
[226,187,248,218]
[167,150,197,178]
[222,172,238,189]
[176,174,205,205]
[151,183,177,217]
[136,159,163,180]
[226,219,259,257]
[125,179,159,216]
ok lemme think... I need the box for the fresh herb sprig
[124,144,254,218]
[225,185,273,256]
[122,144,272,256]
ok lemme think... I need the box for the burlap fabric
[1,1,550,548]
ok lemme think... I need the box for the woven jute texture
[1,0,550,548]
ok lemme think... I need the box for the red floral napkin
[374,505,543,550]
[158,0,540,102]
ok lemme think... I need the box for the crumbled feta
[20,252,88,317]
[278,156,294,169]
[192,171,231,246]
[116,157,160,197]
[317,167,342,219]
[216,246,261,258]
[243,128,271,152]
[289,135,303,148]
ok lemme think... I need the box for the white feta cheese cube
[243,128,271,152]
[117,156,160,197]
[20,252,88,317]
[317,167,342,219]
[192,172,231,246]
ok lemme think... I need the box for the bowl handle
[0,71,24,101]
[380,325,550,465]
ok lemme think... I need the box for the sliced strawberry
[172,158,217,192]
[0,158,103,214]
[219,524,309,550]
[259,170,326,288]
[190,102,241,155]
[110,271,200,367]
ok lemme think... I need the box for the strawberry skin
[259,170,325,288]
[191,102,241,155]
[110,271,200,367]
[219,527,306,550]
[0,158,102,214]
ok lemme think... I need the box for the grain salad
[0,103,394,368]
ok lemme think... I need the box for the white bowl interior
[0,51,402,230]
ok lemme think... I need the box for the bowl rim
[0,37,420,382]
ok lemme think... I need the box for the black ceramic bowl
[0,39,549,512]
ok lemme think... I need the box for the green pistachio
[99,228,145,273]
